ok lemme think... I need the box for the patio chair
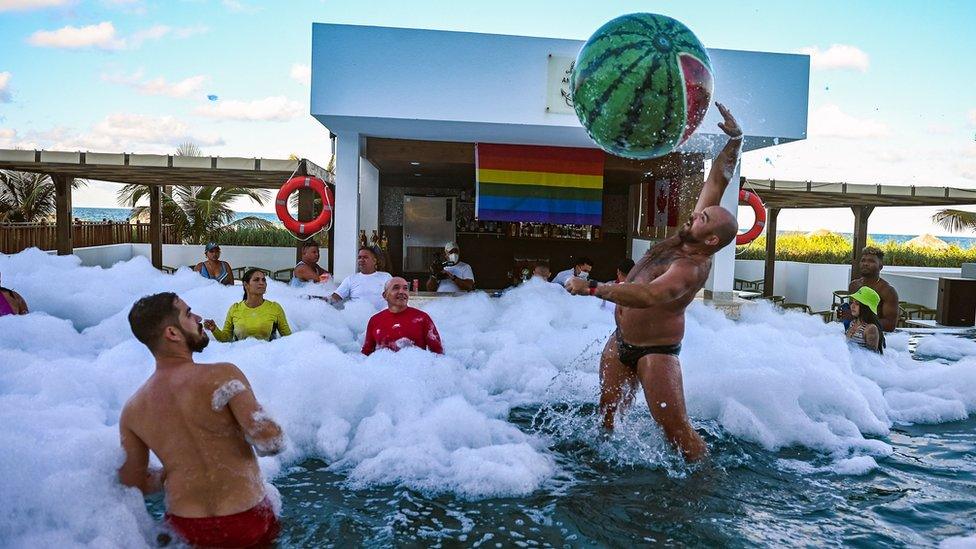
[782,302,812,314]
[759,295,785,307]
[244,266,272,276]
[160,265,177,274]
[734,278,764,292]
[273,268,294,283]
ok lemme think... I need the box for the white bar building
[310,23,809,297]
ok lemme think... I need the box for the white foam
[211,379,246,411]
[1,251,975,545]
[916,333,976,361]
[941,534,976,548]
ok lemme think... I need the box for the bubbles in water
[0,251,974,545]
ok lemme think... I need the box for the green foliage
[117,184,273,244]
[737,232,976,268]
[216,226,302,247]
[0,170,86,222]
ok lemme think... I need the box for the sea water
[1,248,975,547]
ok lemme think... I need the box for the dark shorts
[615,329,681,369]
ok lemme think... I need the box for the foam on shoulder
[211,379,246,411]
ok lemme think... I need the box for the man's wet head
[357,247,380,274]
[301,241,320,264]
[859,246,884,278]
[128,292,209,355]
[532,262,551,280]
[383,277,410,311]
[574,257,593,279]
[679,206,738,253]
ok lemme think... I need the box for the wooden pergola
[0,149,333,268]
[743,178,976,295]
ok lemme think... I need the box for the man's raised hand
[716,102,742,139]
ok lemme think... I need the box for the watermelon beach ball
[571,13,714,160]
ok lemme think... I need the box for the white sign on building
[545,54,576,115]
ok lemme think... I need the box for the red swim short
[165,496,280,548]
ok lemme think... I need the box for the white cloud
[289,63,311,86]
[968,109,976,128]
[27,21,207,50]
[194,96,303,122]
[27,21,125,50]
[12,114,224,153]
[0,72,11,103]
[173,25,208,39]
[926,123,954,135]
[797,44,870,72]
[808,104,890,139]
[102,70,207,98]
[0,0,72,11]
[222,0,260,13]
[128,24,170,47]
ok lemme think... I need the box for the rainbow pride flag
[476,143,605,225]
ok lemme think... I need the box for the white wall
[735,259,961,310]
[359,158,380,236]
[311,24,809,153]
[130,244,303,273]
[66,244,136,269]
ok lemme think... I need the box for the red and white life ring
[736,189,766,245]
[275,176,334,237]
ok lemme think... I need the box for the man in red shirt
[362,277,444,355]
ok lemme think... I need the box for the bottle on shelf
[358,230,368,248]
[593,226,601,239]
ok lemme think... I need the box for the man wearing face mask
[426,241,475,293]
[552,257,594,288]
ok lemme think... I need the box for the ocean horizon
[73,206,976,249]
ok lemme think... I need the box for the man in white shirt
[426,241,475,293]
[552,257,593,288]
[330,247,392,309]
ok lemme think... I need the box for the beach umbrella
[905,233,950,249]
[805,228,836,237]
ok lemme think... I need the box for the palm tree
[176,141,202,158]
[932,209,976,233]
[116,142,273,244]
[0,170,86,222]
[117,184,274,245]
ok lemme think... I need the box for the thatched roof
[905,233,950,249]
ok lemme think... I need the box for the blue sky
[1,0,975,236]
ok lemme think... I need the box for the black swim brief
[615,329,681,369]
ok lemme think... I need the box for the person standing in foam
[426,241,475,293]
[363,277,444,355]
[119,292,285,548]
[566,102,743,463]
[204,269,292,342]
[329,246,392,310]
[291,240,330,287]
[552,257,594,288]
[0,271,28,316]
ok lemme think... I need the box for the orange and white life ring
[736,189,766,245]
[275,176,334,237]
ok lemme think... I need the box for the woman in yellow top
[203,268,292,342]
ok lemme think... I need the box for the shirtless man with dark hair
[120,292,285,547]
[845,246,899,332]
[566,102,742,462]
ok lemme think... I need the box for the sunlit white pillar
[704,163,740,302]
[333,131,362,281]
